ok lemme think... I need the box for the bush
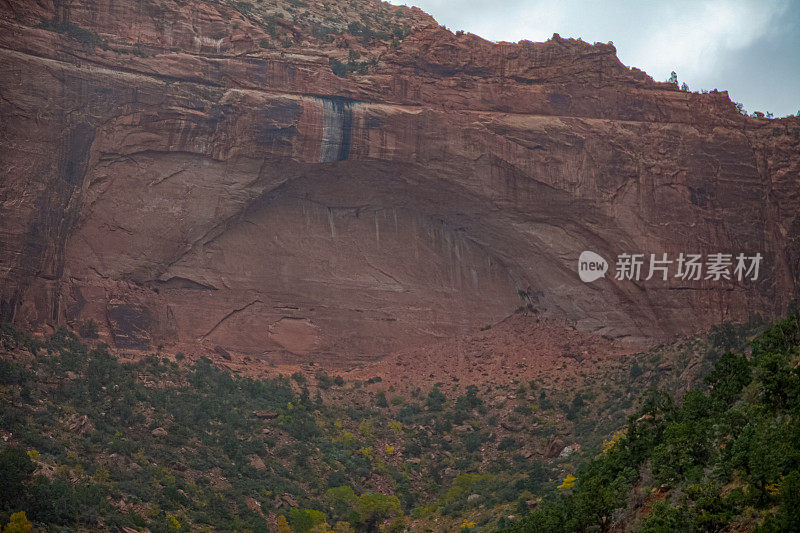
[463,432,489,453]
[330,59,347,77]
[498,437,517,451]
[397,402,421,422]
[374,391,388,408]
[316,370,334,389]
[426,387,446,411]
[358,419,375,441]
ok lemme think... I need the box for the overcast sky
[388,0,800,117]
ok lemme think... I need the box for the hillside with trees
[1,312,797,531]
[507,312,800,532]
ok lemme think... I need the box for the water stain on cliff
[318,96,355,162]
[4,122,97,323]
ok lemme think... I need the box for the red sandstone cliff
[1,0,798,364]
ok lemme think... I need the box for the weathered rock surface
[1,0,798,365]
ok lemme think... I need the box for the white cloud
[623,0,789,82]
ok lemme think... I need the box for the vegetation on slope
[0,313,783,532]
[505,311,800,532]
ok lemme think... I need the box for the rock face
[1,0,798,365]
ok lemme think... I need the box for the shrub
[330,59,347,77]
[397,403,421,422]
[374,391,388,408]
[358,419,375,440]
[498,437,517,451]
[316,370,334,389]
[462,432,489,453]
[426,387,446,411]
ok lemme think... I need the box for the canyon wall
[1,0,798,364]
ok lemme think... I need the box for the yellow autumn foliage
[557,473,576,491]
[602,430,626,454]
[277,514,292,533]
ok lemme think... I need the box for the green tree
[730,417,796,503]
[705,352,750,406]
[640,501,692,532]
[0,448,34,513]
[354,493,401,528]
[326,486,356,521]
[288,507,313,533]
[759,470,800,531]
